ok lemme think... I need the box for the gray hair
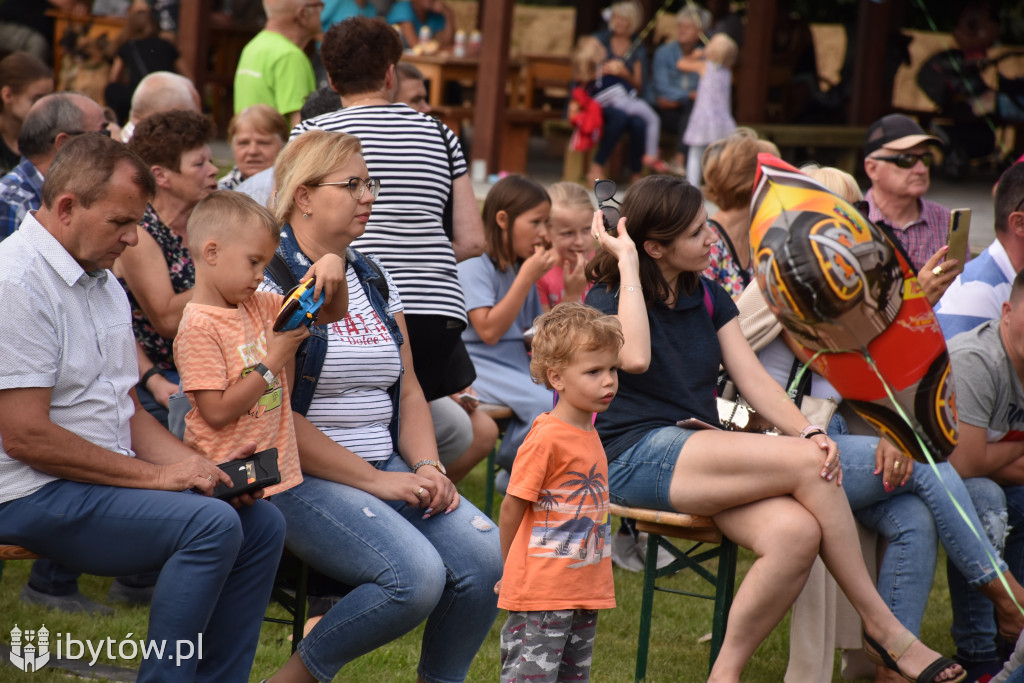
[677,5,711,30]
[129,71,200,122]
[18,93,89,159]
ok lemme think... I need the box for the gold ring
[206,475,213,481]
[932,265,943,276]
[893,461,901,469]
[416,487,425,497]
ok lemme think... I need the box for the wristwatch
[413,460,447,476]
[253,363,275,388]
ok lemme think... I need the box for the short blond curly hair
[530,302,623,389]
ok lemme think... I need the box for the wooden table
[519,54,572,109]
[402,53,523,109]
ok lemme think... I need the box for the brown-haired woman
[584,174,966,683]
[0,52,53,174]
[218,104,288,190]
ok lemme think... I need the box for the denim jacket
[270,223,404,446]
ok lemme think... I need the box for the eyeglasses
[315,177,380,200]
[871,152,934,169]
[594,178,621,232]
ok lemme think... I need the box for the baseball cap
[864,114,941,156]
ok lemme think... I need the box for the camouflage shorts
[499,609,599,683]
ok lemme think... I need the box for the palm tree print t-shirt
[498,413,615,612]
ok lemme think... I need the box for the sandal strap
[885,630,919,663]
[917,655,965,683]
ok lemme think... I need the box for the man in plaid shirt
[863,114,965,302]
[0,93,109,241]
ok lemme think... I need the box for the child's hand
[520,245,557,283]
[494,578,502,595]
[266,325,310,372]
[563,251,588,302]
[302,253,346,304]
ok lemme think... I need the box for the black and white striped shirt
[292,104,468,322]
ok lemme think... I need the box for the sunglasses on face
[594,178,621,232]
[871,152,934,169]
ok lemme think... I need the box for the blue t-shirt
[321,0,376,32]
[387,1,446,42]
[585,277,738,460]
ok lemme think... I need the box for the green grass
[0,459,959,681]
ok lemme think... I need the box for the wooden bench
[501,108,566,174]
[609,505,737,681]
[747,124,870,174]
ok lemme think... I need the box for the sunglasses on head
[594,178,621,232]
[871,151,934,169]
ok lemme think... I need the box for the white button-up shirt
[0,213,138,504]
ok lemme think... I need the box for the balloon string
[790,347,1023,617]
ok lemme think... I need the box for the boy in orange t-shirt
[174,191,347,496]
[495,302,623,682]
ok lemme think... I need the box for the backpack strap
[431,116,455,242]
[701,278,714,318]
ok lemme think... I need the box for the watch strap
[253,363,275,387]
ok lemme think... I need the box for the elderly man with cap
[864,113,964,301]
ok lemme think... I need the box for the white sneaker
[611,530,645,572]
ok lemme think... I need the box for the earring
[302,212,310,219]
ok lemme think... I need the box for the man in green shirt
[234,0,321,126]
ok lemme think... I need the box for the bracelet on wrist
[139,366,164,393]
[800,424,826,439]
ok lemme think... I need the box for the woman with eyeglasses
[260,130,501,683]
[585,174,967,683]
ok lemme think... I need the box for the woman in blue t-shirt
[584,175,965,683]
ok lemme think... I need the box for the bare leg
[707,497,820,682]
[669,430,963,682]
[446,410,498,483]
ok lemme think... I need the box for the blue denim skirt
[607,425,697,511]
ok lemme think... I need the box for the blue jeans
[136,368,179,428]
[268,452,502,683]
[593,106,645,173]
[948,480,1024,663]
[0,480,285,682]
[833,431,1008,637]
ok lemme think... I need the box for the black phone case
[212,448,281,499]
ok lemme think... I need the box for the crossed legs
[671,430,962,682]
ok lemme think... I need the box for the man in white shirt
[0,133,285,682]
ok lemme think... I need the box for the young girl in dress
[457,176,557,475]
[538,182,596,312]
[681,33,739,185]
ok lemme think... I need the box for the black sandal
[862,630,966,683]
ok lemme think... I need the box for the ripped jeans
[948,480,1024,664]
[267,453,502,683]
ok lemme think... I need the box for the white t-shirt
[292,104,468,322]
[264,257,404,461]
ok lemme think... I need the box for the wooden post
[734,0,774,124]
[176,0,211,99]
[574,0,603,41]
[849,0,902,126]
[471,0,515,174]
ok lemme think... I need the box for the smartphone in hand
[946,208,971,267]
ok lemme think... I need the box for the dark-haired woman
[0,52,53,174]
[584,174,965,683]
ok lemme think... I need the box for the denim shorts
[607,426,696,511]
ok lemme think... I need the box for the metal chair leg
[708,538,737,673]
[634,532,661,682]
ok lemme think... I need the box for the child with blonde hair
[538,182,596,312]
[681,32,739,184]
[174,190,348,496]
[496,302,623,683]
[573,35,670,175]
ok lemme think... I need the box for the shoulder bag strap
[432,116,455,242]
